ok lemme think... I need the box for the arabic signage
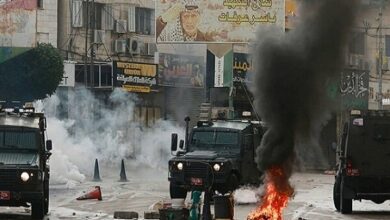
[155,0,285,43]
[114,61,158,93]
[157,53,205,88]
[233,53,252,85]
[340,69,369,110]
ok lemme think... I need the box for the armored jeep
[168,117,264,199]
[0,103,52,219]
[333,109,390,214]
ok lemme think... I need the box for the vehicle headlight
[213,164,221,172]
[21,172,30,182]
[177,162,183,171]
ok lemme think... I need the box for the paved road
[1,167,390,219]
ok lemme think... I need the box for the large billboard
[157,53,205,88]
[156,0,285,43]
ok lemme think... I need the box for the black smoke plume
[252,0,358,173]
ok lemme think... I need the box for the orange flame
[247,166,294,220]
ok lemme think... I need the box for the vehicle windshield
[189,130,239,153]
[0,130,39,151]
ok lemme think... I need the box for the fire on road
[1,168,390,220]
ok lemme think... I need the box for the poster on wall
[158,53,205,88]
[114,61,158,93]
[155,0,285,43]
[340,69,369,110]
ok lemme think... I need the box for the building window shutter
[150,9,155,35]
[72,0,83,28]
[102,4,114,30]
[128,6,136,32]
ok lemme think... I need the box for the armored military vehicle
[333,110,390,214]
[168,110,264,199]
[0,102,52,219]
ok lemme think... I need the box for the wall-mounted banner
[114,61,158,93]
[340,69,369,110]
[157,53,205,88]
[155,0,285,43]
[207,49,233,88]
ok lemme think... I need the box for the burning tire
[340,178,352,214]
[169,183,187,199]
[333,176,341,211]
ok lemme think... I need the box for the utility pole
[84,0,89,87]
[90,0,95,88]
[378,1,384,110]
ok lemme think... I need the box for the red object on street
[76,186,102,201]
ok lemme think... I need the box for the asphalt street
[1,166,390,220]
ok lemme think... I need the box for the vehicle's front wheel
[340,178,352,214]
[169,182,187,199]
[333,176,341,211]
[31,198,45,219]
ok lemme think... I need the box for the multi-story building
[57,0,166,125]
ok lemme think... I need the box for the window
[72,0,83,27]
[75,64,112,87]
[72,1,105,29]
[101,65,112,87]
[0,131,38,150]
[385,35,390,57]
[135,8,154,35]
[102,4,114,30]
[38,0,43,9]
[349,32,365,55]
[369,87,374,99]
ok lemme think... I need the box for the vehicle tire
[340,178,352,214]
[44,180,49,214]
[31,198,45,219]
[169,182,187,199]
[333,176,341,211]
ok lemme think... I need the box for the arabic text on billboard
[155,0,284,43]
[158,53,205,88]
[114,61,158,93]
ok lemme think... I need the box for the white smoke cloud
[35,88,184,187]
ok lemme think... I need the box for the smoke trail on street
[252,0,358,174]
[35,88,184,187]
